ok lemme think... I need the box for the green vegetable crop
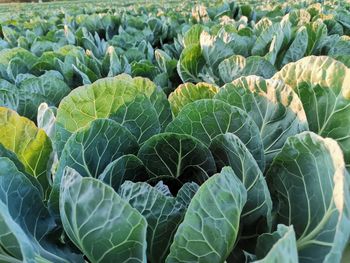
[0,0,349,262]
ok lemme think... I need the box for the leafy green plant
[0,0,349,262]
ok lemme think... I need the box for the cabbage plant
[0,0,349,262]
[0,71,348,263]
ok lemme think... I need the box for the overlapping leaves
[0,0,350,261]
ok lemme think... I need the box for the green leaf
[104,46,125,76]
[343,245,350,263]
[132,76,172,130]
[60,168,147,263]
[254,224,298,263]
[0,158,83,263]
[168,82,219,117]
[0,107,52,194]
[254,17,273,36]
[57,118,138,178]
[0,157,54,240]
[110,94,160,144]
[30,51,64,75]
[273,56,350,169]
[218,55,245,84]
[99,154,148,192]
[154,181,172,197]
[50,119,138,218]
[305,20,327,55]
[119,181,185,263]
[183,24,204,47]
[0,201,40,263]
[214,76,308,164]
[267,132,350,263]
[209,133,272,234]
[138,132,216,184]
[280,26,308,67]
[228,32,255,58]
[218,55,276,84]
[329,39,350,57]
[0,79,18,111]
[30,41,55,57]
[0,143,27,174]
[155,49,177,75]
[0,48,37,81]
[332,55,350,68]
[288,9,311,26]
[18,73,70,121]
[131,60,159,80]
[55,75,171,154]
[37,103,56,140]
[264,31,285,66]
[2,26,19,47]
[200,31,234,74]
[0,144,45,197]
[175,182,199,207]
[72,64,91,85]
[166,99,265,171]
[166,167,247,263]
[252,23,281,56]
[177,44,205,83]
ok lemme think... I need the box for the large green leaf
[183,25,204,47]
[254,224,298,263]
[252,22,285,57]
[168,82,219,117]
[175,182,199,207]
[17,73,70,121]
[30,51,64,75]
[209,133,272,234]
[273,56,350,169]
[37,103,57,140]
[214,76,308,164]
[267,132,350,263]
[0,157,54,241]
[60,168,147,263]
[0,201,41,263]
[280,26,308,67]
[218,55,276,84]
[305,20,327,55]
[0,144,37,185]
[0,47,37,81]
[138,132,216,184]
[99,154,148,192]
[154,49,177,76]
[132,76,172,130]
[50,119,138,217]
[119,181,185,263]
[177,44,205,83]
[166,99,265,171]
[200,31,233,76]
[0,158,83,263]
[55,74,171,154]
[166,167,247,263]
[0,143,48,203]
[0,107,52,193]
[110,94,160,144]
[0,79,18,111]
[56,75,138,134]
[288,9,311,26]
[264,29,285,66]
[56,119,138,179]
[329,39,350,57]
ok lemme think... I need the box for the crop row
[0,1,349,262]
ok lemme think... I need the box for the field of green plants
[0,0,350,262]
